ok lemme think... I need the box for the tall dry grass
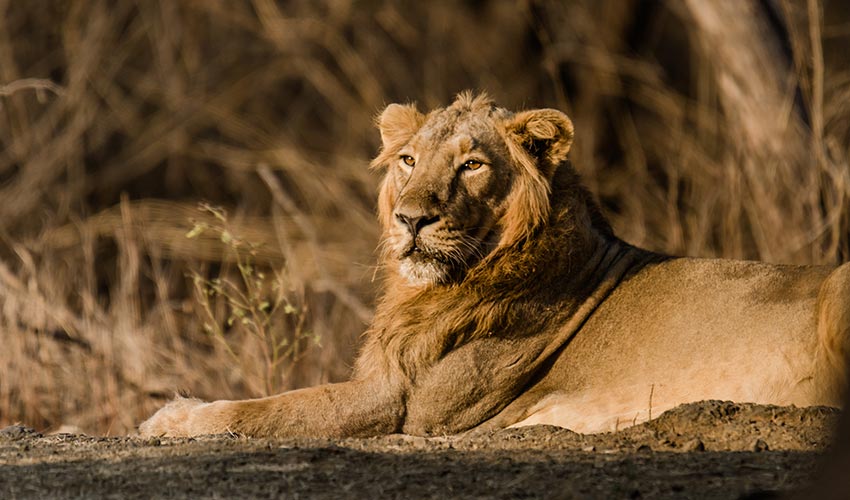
[0,0,848,435]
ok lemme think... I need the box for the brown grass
[0,1,848,435]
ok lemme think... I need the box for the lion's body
[500,258,846,433]
[140,93,850,438]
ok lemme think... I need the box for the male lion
[140,92,850,437]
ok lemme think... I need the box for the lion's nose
[395,212,439,238]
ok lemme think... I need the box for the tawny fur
[139,92,850,438]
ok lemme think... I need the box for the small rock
[50,424,84,436]
[581,445,596,452]
[636,444,653,453]
[682,438,705,452]
[751,439,770,452]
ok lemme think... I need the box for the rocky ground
[0,401,839,499]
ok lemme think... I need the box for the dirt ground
[0,401,839,499]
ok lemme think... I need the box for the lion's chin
[398,256,453,287]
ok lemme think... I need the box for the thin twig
[0,78,66,97]
[807,0,825,166]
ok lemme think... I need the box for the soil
[0,401,839,499]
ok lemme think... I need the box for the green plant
[187,203,320,396]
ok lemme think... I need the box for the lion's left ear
[504,109,574,177]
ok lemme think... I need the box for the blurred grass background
[0,0,848,435]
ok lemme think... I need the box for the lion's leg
[138,380,404,438]
[814,262,850,406]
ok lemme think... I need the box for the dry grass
[0,0,848,435]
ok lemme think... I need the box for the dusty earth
[0,401,839,499]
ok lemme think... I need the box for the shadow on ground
[0,401,837,499]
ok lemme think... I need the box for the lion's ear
[505,109,574,176]
[376,103,425,150]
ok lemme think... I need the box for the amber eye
[462,159,484,171]
[400,155,415,167]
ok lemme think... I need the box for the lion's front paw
[138,397,208,437]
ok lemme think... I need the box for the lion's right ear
[377,103,424,149]
[504,109,574,179]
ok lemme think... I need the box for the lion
[139,91,850,437]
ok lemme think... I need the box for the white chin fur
[399,258,449,286]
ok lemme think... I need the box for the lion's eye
[400,155,415,168]
[462,159,484,171]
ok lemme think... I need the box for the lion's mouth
[401,243,445,264]
[400,228,496,266]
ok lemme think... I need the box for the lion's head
[371,92,575,286]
